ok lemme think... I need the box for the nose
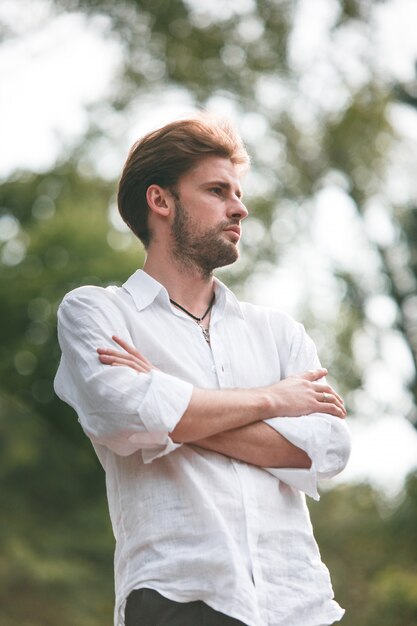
[227,196,248,221]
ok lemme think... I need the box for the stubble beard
[171,198,239,280]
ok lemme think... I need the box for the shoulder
[233,296,321,372]
[239,300,312,358]
[239,300,302,334]
[60,284,120,307]
[57,284,125,324]
[219,279,297,331]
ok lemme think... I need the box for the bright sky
[1,0,417,496]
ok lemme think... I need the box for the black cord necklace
[169,293,215,322]
[169,293,215,344]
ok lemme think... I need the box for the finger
[97,347,133,358]
[317,392,347,417]
[313,383,344,405]
[319,391,345,409]
[319,403,346,419]
[322,384,344,406]
[97,346,157,372]
[140,353,155,368]
[98,353,136,366]
[330,390,344,406]
[299,368,328,382]
[316,400,346,419]
[98,353,151,372]
[112,336,156,369]
[97,346,151,367]
[112,335,142,358]
[97,348,150,365]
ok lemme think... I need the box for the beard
[171,197,239,279]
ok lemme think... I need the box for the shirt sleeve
[263,320,351,500]
[54,287,193,460]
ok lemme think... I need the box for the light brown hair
[117,114,250,247]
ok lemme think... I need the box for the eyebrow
[203,180,243,198]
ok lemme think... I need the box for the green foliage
[0,165,141,624]
[0,390,114,626]
[310,475,417,626]
[0,164,142,432]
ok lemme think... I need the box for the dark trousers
[125,588,248,626]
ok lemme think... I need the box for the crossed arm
[97,336,347,470]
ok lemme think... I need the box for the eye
[209,187,223,196]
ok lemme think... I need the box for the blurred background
[1,0,417,624]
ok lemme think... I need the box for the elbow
[319,420,352,479]
[169,420,193,443]
[338,420,352,471]
[334,420,352,473]
[84,422,172,457]
[82,422,142,456]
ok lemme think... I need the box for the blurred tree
[310,472,417,625]
[0,164,141,625]
[0,163,141,437]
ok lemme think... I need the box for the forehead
[178,156,243,190]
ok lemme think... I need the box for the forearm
[266,413,351,477]
[170,386,269,443]
[170,369,345,443]
[96,337,346,448]
[191,421,312,469]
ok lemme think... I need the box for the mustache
[218,219,240,230]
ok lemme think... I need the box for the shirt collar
[122,269,244,320]
[122,269,169,311]
[213,277,245,321]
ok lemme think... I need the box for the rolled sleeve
[129,369,193,463]
[264,315,351,499]
[264,414,351,500]
[54,288,193,459]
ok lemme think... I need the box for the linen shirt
[54,269,351,626]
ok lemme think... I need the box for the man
[54,115,351,626]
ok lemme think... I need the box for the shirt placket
[210,321,268,626]
[234,463,269,626]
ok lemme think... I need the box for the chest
[125,307,283,390]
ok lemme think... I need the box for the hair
[117,114,250,248]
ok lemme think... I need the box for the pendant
[198,323,211,345]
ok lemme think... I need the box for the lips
[224,225,241,238]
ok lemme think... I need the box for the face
[170,157,248,277]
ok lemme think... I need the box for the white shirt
[54,269,351,626]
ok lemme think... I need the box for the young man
[54,115,351,626]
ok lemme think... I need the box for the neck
[143,248,215,313]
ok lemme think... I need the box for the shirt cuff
[128,369,193,464]
[264,416,332,500]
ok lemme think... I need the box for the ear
[146,185,173,217]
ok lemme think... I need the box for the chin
[213,249,239,270]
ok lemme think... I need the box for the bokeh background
[1,0,417,624]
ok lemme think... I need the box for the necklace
[169,293,215,345]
